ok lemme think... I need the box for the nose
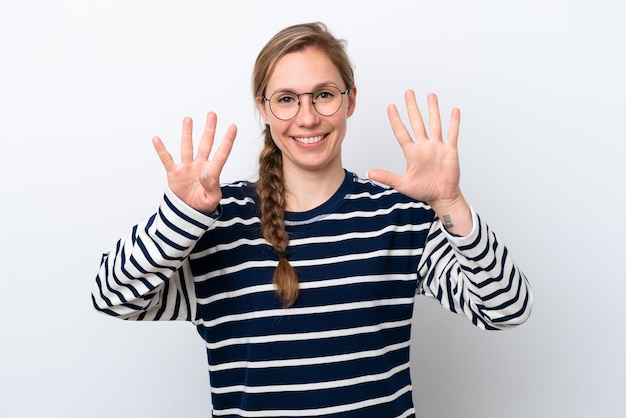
[295,93,320,126]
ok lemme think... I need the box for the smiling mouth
[293,135,325,145]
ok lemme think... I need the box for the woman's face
[256,47,356,177]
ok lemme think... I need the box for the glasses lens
[313,86,343,116]
[269,92,299,120]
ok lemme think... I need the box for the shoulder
[218,180,259,219]
[344,171,424,207]
[220,180,257,200]
[339,171,435,225]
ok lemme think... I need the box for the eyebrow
[267,82,344,95]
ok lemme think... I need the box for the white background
[1,1,625,417]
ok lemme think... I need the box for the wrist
[429,193,473,236]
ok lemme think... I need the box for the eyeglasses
[262,86,349,121]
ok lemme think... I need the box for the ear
[256,96,270,124]
[346,86,357,117]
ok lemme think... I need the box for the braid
[256,127,300,307]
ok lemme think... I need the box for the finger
[367,168,400,189]
[387,103,414,148]
[404,90,427,140]
[427,93,443,141]
[209,123,237,174]
[152,136,175,171]
[180,116,194,163]
[197,112,217,161]
[447,107,461,148]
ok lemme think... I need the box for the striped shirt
[92,171,532,417]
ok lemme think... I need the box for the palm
[369,91,461,206]
[152,112,237,213]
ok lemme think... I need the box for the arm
[92,112,236,320]
[417,207,532,330]
[92,188,215,320]
[368,91,532,329]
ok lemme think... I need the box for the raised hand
[152,112,237,214]
[368,90,472,235]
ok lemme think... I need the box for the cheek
[331,113,349,134]
[269,116,292,134]
[268,123,289,150]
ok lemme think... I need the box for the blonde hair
[252,22,355,307]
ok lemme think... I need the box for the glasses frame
[262,86,350,121]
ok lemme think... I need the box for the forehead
[265,47,343,93]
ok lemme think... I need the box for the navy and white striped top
[93,170,532,418]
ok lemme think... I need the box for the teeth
[294,135,324,144]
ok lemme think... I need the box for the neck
[283,164,345,212]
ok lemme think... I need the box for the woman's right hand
[152,112,237,214]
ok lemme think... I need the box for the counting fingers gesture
[369,90,473,234]
[152,112,237,214]
[369,90,462,207]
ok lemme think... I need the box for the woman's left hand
[368,90,473,235]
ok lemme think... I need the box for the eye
[314,88,337,102]
[273,92,298,105]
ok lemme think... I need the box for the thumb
[367,169,398,188]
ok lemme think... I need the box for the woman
[93,22,532,418]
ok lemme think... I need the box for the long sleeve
[88,174,533,416]
[92,188,215,321]
[417,207,533,330]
